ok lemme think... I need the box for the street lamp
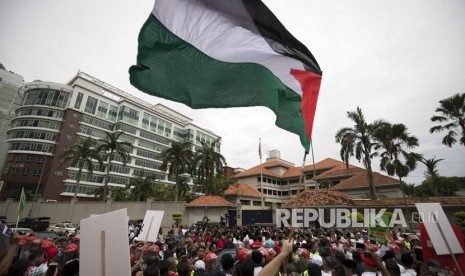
[29,150,47,217]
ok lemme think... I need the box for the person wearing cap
[204,252,221,276]
[194,259,206,276]
[61,243,79,276]
[360,252,378,276]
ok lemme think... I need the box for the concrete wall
[1,199,189,227]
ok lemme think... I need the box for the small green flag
[18,188,26,218]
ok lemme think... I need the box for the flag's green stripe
[130,15,310,151]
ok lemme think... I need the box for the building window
[22,168,28,176]
[108,105,118,122]
[84,96,98,114]
[33,169,41,177]
[37,156,46,163]
[25,155,32,162]
[74,92,84,109]
[240,200,250,206]
[15,155,22,161]
[96,101,109,119]
[55,171,63,176]
[253,201,261,206]
[118,106,139,125]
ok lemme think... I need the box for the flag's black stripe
[241,0,322,75]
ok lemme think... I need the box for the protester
[4,218,440,276]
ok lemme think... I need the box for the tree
[193,138,226,196]
[401,183,416,197]
[160,141,193,201]
[60,136,103,201]
[373,122,420,222]
[127,171,154,201]
[416,176,458,197]
[335,107,385,200]
[208,173,233,196]
[98,131,133,201]
[430,93,465,147]
[419,157,443,196]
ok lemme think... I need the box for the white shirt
[401,268,417,276]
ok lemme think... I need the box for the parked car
[0,216,6,224]
[34,231,59,240]
[48,222,78,234]
[10,228,34,235]
[18,217,51,232]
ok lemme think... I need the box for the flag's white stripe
[153,0,305,97]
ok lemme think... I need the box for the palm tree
[373,122,420,230]
[193,138,226,196]
[419,157,443,196]
[127,171,154,201]
[430,93,465,147]
[374,122,421,191]
[160,141,193,201]
[60,136,103,201]
[335,107,385,200]
[401,183,416,197]
[98,131,133,201]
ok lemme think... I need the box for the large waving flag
[130,0,322,152]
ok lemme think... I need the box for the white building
[1,71,220,201]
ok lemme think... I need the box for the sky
[1,0,464,185]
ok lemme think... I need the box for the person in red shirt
[216,234,225,253]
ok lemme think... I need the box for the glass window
[74,92,84,109]
[118,106,139,125]
[84,96,98,114]
[108,105,118,122]
[96,101,109,119]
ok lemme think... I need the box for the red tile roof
[283,189,354,207]
[234,163,282,178]
[234,157,399,190]
[330,172,399,190]
[224,183,261,198]
[186,196,232,207]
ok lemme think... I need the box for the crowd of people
[0,220,449,276]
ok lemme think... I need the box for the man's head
[221,253,234,272]
[196,245,205,259]
[28,250,44,266]
[401,252,414,268]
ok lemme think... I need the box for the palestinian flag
[130,0,322,152]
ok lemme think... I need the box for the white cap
[195,260,205,270]
[312,255,323,267]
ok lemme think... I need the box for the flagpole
[259,138,264,208]
[310,141,320,207]
[16,187,26,230]
[297,153,307,193]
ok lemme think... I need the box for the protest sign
[80,209,131,276]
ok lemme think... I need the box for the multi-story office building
[0,71,220,201]
[0,63,24,172]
